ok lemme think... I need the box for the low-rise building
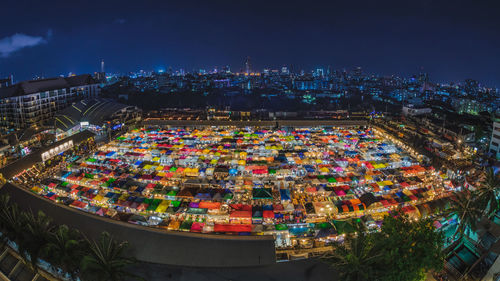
[53,98,141,139]
[402,104,432,116]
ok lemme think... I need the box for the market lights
[23,126,451,252]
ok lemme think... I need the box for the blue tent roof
[280,189,291,201]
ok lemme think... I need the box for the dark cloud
[0,33,47,57]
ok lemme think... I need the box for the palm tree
[19,210,54,271]
[0,195,15,249]
[42,225,85,280]
[324,221,381,281]
[81,232,142,281]
[0,194,9,210]
[0,196,23,250]
[476,168,500,217]
[447,190,483,240]
[324,231,380,281]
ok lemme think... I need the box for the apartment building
[490,115,500,160]
[0,75,99,129]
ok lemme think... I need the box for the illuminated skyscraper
[281,66,289,75]
[314,68,324,78]
[245,56,251,74]
[353,66,362,77]
[95,59,106,82]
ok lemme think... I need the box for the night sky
[1,0,499,86]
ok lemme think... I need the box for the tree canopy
[326,214,444,281]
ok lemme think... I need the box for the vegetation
[325,214,444,281]
[323,221,381,281]
[447,190,484,239]
[81,232,142,281]
[326,168,500,280]
[20,210,55,270]
[43,225,87,280]
[476,168,500,217]
[0,194,142,281]
[446,168,500,239]
[101,81,395,112]
[374,214,445,281]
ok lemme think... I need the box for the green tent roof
[275,224,288,231]
[252,188,273,199]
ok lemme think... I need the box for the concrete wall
[142,119,369,128]
[0,183,276,267]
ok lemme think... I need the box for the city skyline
[0,0,499,86]
[3,62,500,89]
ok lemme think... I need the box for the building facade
[490,116,500,160]
[0,75,99,129]
[402,104,432,116]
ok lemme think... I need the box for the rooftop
[54,98,136,131]
[0,130,95,179]
[0,74,97,99]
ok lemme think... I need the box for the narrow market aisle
[125,259,338,281]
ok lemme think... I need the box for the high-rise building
[314,68,324,78]
[94,60,106,82]
[490,115,500,160]
[465,79,480,96]
[245,56,251,74]
[418,72,429,84]
[281,66,289,75]
[451,98,485,115]
[353,66,362,78]
[0,74,100,129]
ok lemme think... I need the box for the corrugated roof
[54,98,133,131]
